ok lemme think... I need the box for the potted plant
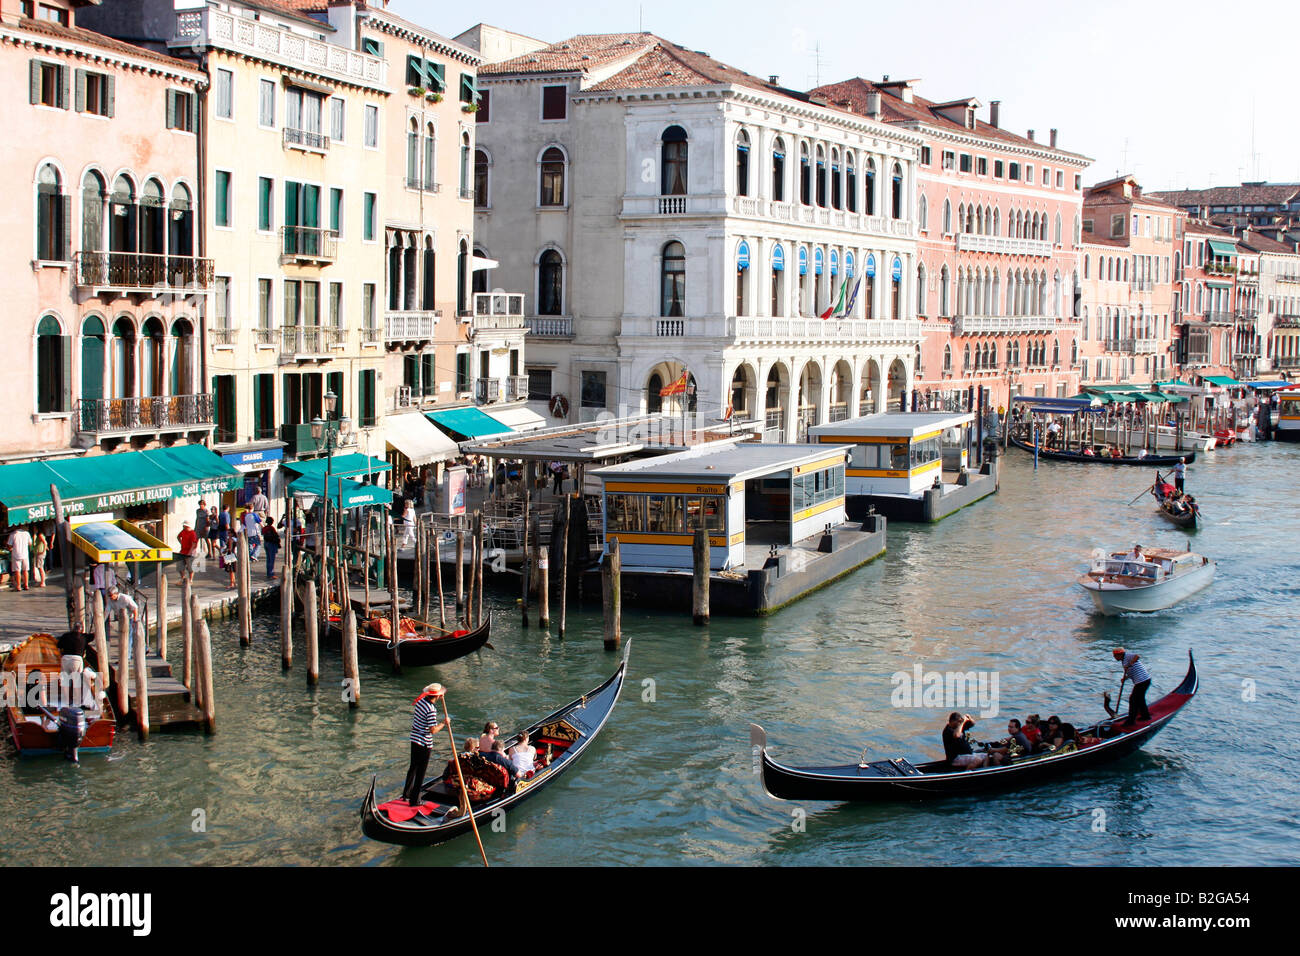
[426,91,443,103]
[461,102,479,114]
[408,86,426,97]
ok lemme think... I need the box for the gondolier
[1174,457,1186,492]
[403,683,448,807]
[1113,647,1152,727]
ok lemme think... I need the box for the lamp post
[309,390,352,625]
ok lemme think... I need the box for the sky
[392,0,1300,192]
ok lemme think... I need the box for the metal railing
[209,327,237,346]
[77,393,215,434]
[254,327,277,346]
[283,127,330,152]
[405,177,440,192]
[75,251,214,290]
[507,375,529,401]
[281,325,326,354]
[459,187,475,201]
[280,226,338,261]
[359,325,382,344]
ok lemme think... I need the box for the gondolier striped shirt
[1122,652,1151,684]
[410,696,440,749]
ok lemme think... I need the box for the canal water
[2,443,1297,866]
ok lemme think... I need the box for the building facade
[3,0,210,463]
[1077,175,1182,387]
[1175,219,1239,381]
[473,33,925,440]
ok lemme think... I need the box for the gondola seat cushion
[441,753,510,801]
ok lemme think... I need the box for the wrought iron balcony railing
[75,251,214,291]
[77,393,215,435]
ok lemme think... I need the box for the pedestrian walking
[177,520,198,583]
[242,509,262,560]
[217,504,232,553]
[262,521,281,578]
[400,499,416,550]
[7,525,33,591]
[31,529,49,587]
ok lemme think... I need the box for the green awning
[426,407,513,440]
[0,445,241,524]
[282,453,392,480]
[1203,375,1241,387]
[288,474,393,510]
[1206,281,1232,291]
[1207,240,1237,257]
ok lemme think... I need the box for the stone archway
[829,359,853,421]
[796,360,823,440]
[728,362,757,421]
[887,357,909,411]
[859,359,881,415]
[764,362,789,442]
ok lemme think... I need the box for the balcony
[385,311,439,344]
[726,197,916,238]
[470,293,526,332]
[283,127,329,154]
[724,316,923,346]
[209,327,237,347]
[1205,311,1235,325]
[279,325,340,361]
[1274,314,1300,328]
[622,194,726,218]
[953,314,1063,335]
[1275,356,1300,369]
[253,327,278,347]
[474,378,501,404]
[280,227,338,265]
[279,422,357,458]
[955,233,1054,257]
[459,187,475,202]
[1106,338,1162,355]
[172,7,387,90]
[526,316,573,338]
[507,375,529,401]
[75,251,214,294]
[405,177,440,193]
[470,376,530,405]
[76,393,215,440]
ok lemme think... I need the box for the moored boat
[361,646,629,846]
[1009,432,1196,466]
[327,612,492,668]
[1078,547,1214,614]
[751,651,1197,801]
[2,633,115,758]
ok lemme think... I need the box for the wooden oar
[1128,483,1155,506]
[439,695,489,868]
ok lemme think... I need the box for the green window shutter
[362,37,383,57]
[74,68,85,112]
[460,73,473,104]
[427,62,445,93]
[61,193,72,260]
[105,75,115,117]
[406,54,423,87]
[60,335,72,412]
[60,64,69,109]
[259,177,272,230]
[30,60,41,105]
[189,91,198,131]
[330,187,342,233]
[327,371,344,418]
[304,184,319,229]
[284,180,299,227]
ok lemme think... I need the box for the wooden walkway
[104,634,203,728]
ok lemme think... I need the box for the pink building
[813,79,1091,409]
[1175,219,1239,381]
[1,0,211,462]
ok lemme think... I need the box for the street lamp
[310,390,353,621]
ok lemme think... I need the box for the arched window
[539,146,565,206]
[799,142,811,205]
[736,240,750,315]
[815,145,827,208]
[661,241,685,317]
[916,263,927,316]
[424,122,436,192]
[110,316,135,399]
[1053,339,1060,366]
[1055,212,1063,245]
[110,174,136,253]
[940,265,950,316]
[538,249,563,316]
[81,315,106,408]
[81,171,105,256]
[890,163,903,219]
[771,137,786,202]
[942,198,952,234]
[422,236,436,310]
[169,317,194,395]
[771,243,785,317]
[1071,339,1078,365]
[963,344,971,371]
[943,344,951,373]
[736,129,750,197]
[141,316,165,397]
[830,148,842,210]
[456,239,468,315]
[35,315,69,413]
[845,153,857,213]
[140,178,165,256]
[169,183,193,259]
[471,244,487,297]
[662,126,688,195]
[36,164,67,261]
[406,118,419,184]
[459,131,471,196]
[474,149,490,207]
[864,158,876,215]
[918,194,928,232]
[388,233,403,310]
[647,372,663,413]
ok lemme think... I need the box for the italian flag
[820,279,848,319]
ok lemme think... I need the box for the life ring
[549,394,570,418]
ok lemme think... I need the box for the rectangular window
[941,151,955,170]
[528,368,552,401]
[215,170,232,228]
[358,370,376,428]
[976,157,987,176]
[919,146,931,166]
[455,352,470,394]
[1025,164,1033,183]
[74,69,112,116]
[363,192,376,241]
[303,280,320,325]
[542,84,567,120]
[1008,162,1020,181]
[258,278,272,328]
[258,177,273,232]
[958,153,972,173]
[994,160,1004,178]
[581,370,606,409]
[215,68,233,119]
[330,96,345,142]
[259,78,275,127]
[1074,174,1082,190]
[406,54,424,88]
[39,3,68,25]
[166,89,195,132]
[1056,170,1064,188]
[253,373,275,440]
[283,280,300,326]
[362,37,383,58]
[329,187,342,235]
[364,104,378,148]
[328,282,342,327]
[362,283,376,334]
[477,89,490,123]
[214,276,231,328]
[1042,167,1050,186]
[32,60,66,109]
[459,72,478,105]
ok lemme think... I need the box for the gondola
[360,646,629,846]
[327,611,493,667]
[1009,432,1195,466]
[751,651,1196,802]
[1152,489,1198,529]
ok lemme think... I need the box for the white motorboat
[1092,424,1215,453]
[1078,547,1215,615]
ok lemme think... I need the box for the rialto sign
[10,477,239,524]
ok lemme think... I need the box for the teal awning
[1203,375,1241,387]
[1206,281,1232,290]
[0,445,241,524]
[288,474,393,510]
[1207,240,1237,257]
[426,407,513,440]
[282,453,392,480]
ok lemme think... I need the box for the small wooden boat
[361,646,629,846]
[751,651,1197,801]
[2,634,116,758]
[1010,433,1195,466]
[1078,548,1214,614]
[327,612,493,668]
[1152,488,1199,529]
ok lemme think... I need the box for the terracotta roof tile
[8,15,199,71]
[1149,183,1300,207]
[480,33,658,76]
[584,38,779,96]
[1238,231,1299,254]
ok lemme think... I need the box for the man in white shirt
[6,526,32,591]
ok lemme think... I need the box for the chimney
[1050,128,1058,148]
[768,75,779,85]
[989,100,1000,128]
[1027,129,1035,142]
[866,91,881,118]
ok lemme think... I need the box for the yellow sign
[70,519,173,564]
[605,482,727,495]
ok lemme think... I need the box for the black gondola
[327,612,492,668]
[360,645,629,846]
[1152,489,1198,530]
[1009,433,1196,467]
[752,651,1197,802]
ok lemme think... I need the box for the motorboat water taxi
[1078,547,1215,615]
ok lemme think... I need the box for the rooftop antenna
[638,4,643,32]
[808,40,824,88]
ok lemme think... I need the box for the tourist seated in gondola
[941,712,1009,770]
[1054,723,1082,753]
[480,740,518,791]
[508,731,538,778]
[1081,445,1096,457]
[1041,715,1065,750]
[1022,714,1044,751]
[478,721,499,754]
[1003,719,1033,758]
[1109,445,1123,458]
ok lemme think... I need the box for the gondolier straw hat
[422,682,445,697]
[1112,648,1126,659]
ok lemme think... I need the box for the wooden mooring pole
[304,579,319,687]
[602,536,621,651]
[455,529,465,609]
[692,527,710,626]
[520,491,530,628]
[535,514,548,628]
[434,524,447,630]
[196,618,216,734]
[237,528,251,646]
[92,591,108,691]
[73,579,86,636]
[474,510,484,630]
[133,616,149,741]
[388,521,401,674]
[342,606,360,708]
[558,495,570,638]
[189,592,204,712]
[280,556,293,669]
[115,609,129,721]
[155,563,167,659]
[180,575,193,690]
